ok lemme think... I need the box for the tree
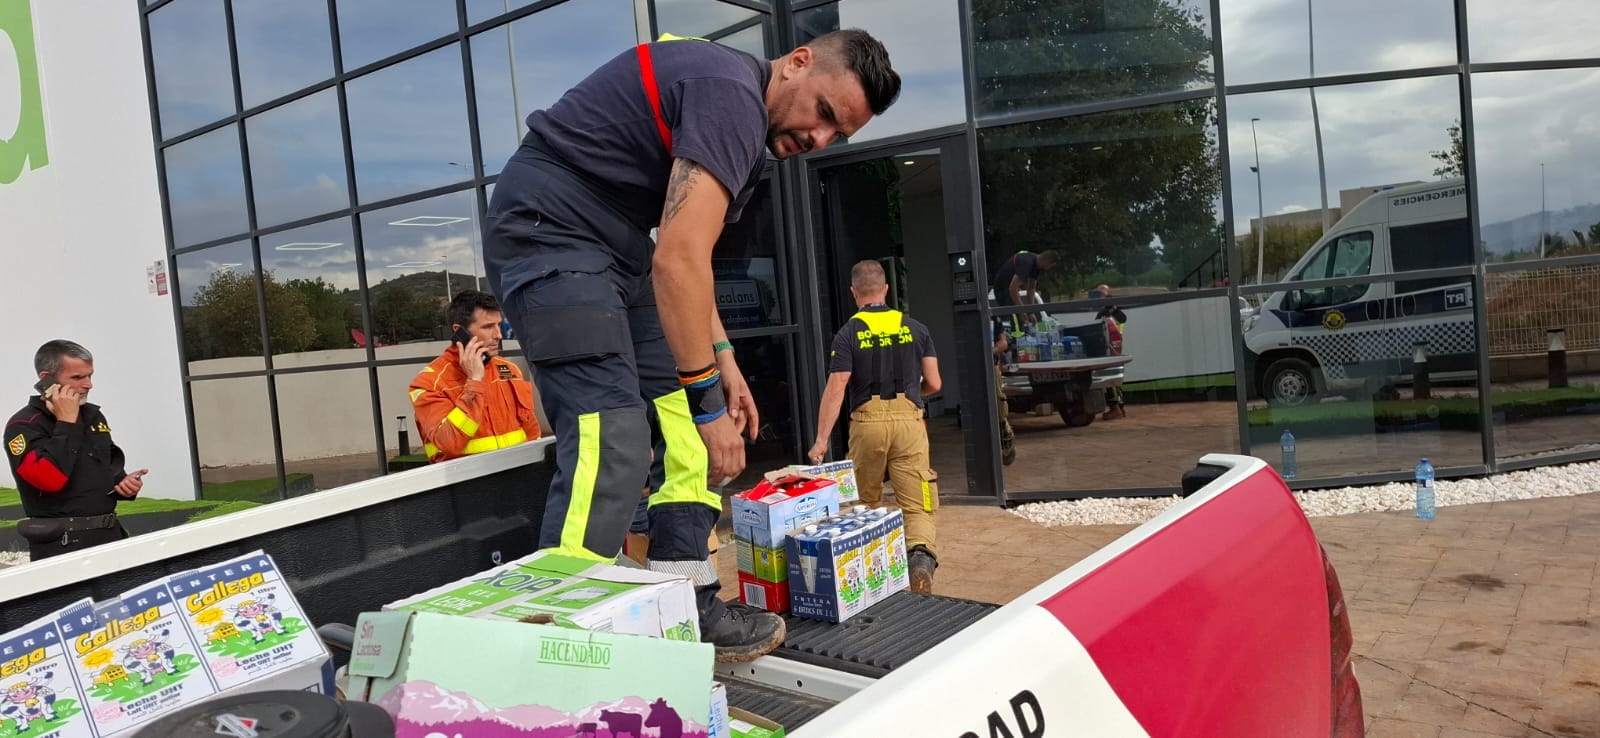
[974,0,1222,298]
[369,279,444,343]
[286,277,359,350]
[1237,222,1323,281]
[185,270,316,360]
[1431,121,1466,179]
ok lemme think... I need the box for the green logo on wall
[0,0,48,185]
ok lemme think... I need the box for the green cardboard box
[730,706,786,737]
[347,611,714,736]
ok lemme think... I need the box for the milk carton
[786,522,871,623]
[732,475,840,613]
[783,460,859,504]
[0,603,97,738]
[879,508,911,595]
[57,584,218,737]
[166,550,330,694]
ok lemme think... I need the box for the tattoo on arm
[662,158,704,227]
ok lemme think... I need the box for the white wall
[1054,296,1238,384]
[0,1,196,499]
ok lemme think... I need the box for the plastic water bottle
[1279,429,1297,480]
[1414,458,1436,520]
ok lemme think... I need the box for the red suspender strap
[635,43,673,154]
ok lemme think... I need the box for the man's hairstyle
[35,340,93,377]
[850,259,888,291]
[448,290,501,329]
[809,29,901,116]
[1038,250,1062,264]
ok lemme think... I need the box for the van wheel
[1263,358,1317,406]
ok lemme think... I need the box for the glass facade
[144,0,1600,502]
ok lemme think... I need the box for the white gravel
[0,550,29,567]
[1011,459,1600,528]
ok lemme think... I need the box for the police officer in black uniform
[6,340,146,561]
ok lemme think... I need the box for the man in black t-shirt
[991,249,1059,334]
[483,32,900,662]
[808,261,942,593]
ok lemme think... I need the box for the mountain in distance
[1480,202,1600,256]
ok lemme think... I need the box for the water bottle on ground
[1279,429,1297,480]
[1415,458,1436,520]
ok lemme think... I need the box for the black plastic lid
[132,690,390,738]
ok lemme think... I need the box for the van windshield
[1288,231,1373,310]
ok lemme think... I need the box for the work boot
[701,598,786,663]
[909,546,938,594]
[1102,405,1126,421]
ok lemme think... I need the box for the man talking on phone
[6,340,147,561]
[409,290,542,463]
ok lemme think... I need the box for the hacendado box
[385,551,700,642]
[346,610,714,738]
[732,475,840,549]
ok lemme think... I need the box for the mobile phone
[33,378,57,398]
[453,327,491,365]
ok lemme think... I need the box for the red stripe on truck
[1037,466,1332,737]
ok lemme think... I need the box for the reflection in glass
[1470,69,1600,263]
[347,45,473,203]
[716,23,768,58]
[1225,76,1461,283]
[336,0,458,71]
[165,125,250,247]
[148,0,234,136]
[277,369,380,492]
[178,241,263,372]
[794,0,964,141]
[1467,0,1600,64]
[971,0,1211,115]
[1485,266,1600,462]
[655,0,761,38]
[1218,0,1453,86]
[233,0,334,108]
[714,177,783,329]
[723,335,800,491]
[471,0,637,176]
[1243,275,1482,479]
[978,99,1224,301]
[259,219,363,366]
[191,376,280,501]
[998,295,1239,493]
[360,190,483,361]
[246,89,349,228]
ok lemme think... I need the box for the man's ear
[785,46,812,77]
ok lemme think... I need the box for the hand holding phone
[453,326,492,366]
[33,378,58,398]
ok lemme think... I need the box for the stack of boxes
[781,460,859,505]
[787,507,911,623]
[731,475,841,613]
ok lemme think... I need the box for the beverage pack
[57,584,217,737]
[166,550,329,693]
[0,603,97,738]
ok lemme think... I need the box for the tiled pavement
[716,492,1600,737]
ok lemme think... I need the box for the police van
[1243,178,1476,405]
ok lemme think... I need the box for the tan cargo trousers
[848,395,938,555]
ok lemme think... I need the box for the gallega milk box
[786,520,872,623]
[56,584,218,737]
[782,460,859,504]
[878,508,911,597]
[165,550,331,695]
[732,475,840,549]
[385,551,701,641]
[0,603,98,738]
[347,611,713,738]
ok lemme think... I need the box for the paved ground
[717,491,1600,737]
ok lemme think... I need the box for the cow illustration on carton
[2,673,57,733]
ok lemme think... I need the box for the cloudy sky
[1218,0,1600,237]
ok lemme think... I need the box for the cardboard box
[0,603,98,738]
[57,583,220,737]
[166,550,330,695]
[730,707,786,738]
[732,476,840,549]
[786,521,871,623]
[386,552,700,642]
[736,572,790,614]
[709,681,730,738]
[734,537,788,583]
[881,509,911,596]
[783,460,859,504]
[347,610,714,738]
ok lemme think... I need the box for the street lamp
[1250,117,1266,285]
[1308,0,1331,233]
[1540,162,1548,258]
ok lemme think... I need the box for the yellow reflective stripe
[445,408,480,437]
[922,477,934,512]
[424,442,439,457]
[649,390,723,511]
[556,412,607,560]
[852,308,903,335]
[462,428,527,455]
[408,388,424,401]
